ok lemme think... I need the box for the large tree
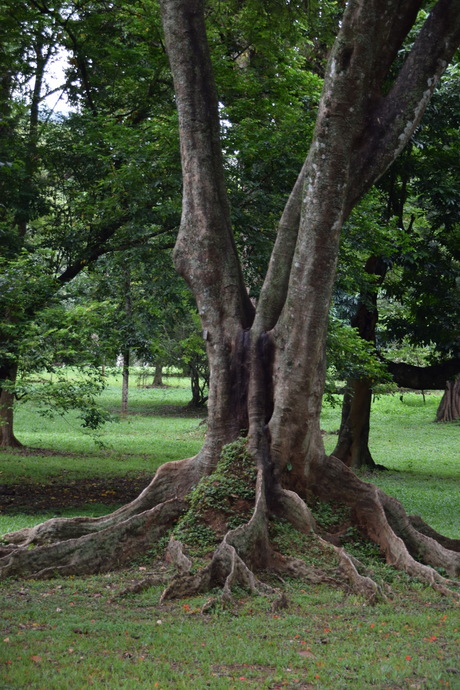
[1,0,460,597]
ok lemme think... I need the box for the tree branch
[349,0,460,207]
[159,0,253,333]
[384,357,460,390]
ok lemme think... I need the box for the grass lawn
[1,376,459,688]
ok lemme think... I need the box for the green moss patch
[173,438,257,555]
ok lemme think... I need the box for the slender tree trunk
[333,256,387,469]
[333,381,376,469]
[153,363,163,387]
[0,364,22,448]
[120,266,132,416]
[121,349,130,416]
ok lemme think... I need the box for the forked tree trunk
[1,0,460,593]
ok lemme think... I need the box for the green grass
[1,379,459,688]
[322,392,460,538]
[1,375,205,482]
[1,570,459,689]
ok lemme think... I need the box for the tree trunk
[121,349,130,416]
[120,265,132,416]
[0,364,22,448]
[333,256,387,469]
[2,0,460,594]
[332,381,377,470]
[153,363,163,387]
[436,375,460,422]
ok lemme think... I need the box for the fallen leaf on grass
[31,656,42,663]
[299,650,315,658]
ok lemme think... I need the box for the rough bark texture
[436,375,460,422]
[0,365,22,448]
[2,0,460,599]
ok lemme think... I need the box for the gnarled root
[310,455,459,595]
[1,445,458,603]
[2,454,206,548]
[0,499,187,579]
[160,468,275,601]
[334,547,386,604]
[407,515,460,553]
[379,491,460,578]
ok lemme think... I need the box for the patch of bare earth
[0,474,151,513]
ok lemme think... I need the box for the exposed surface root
[161,467,274,601]
[166,537,193,573]
[334,547,385,604]
[1,445,458,603]
[0,499,187,579]
[2,454,205,548]
[310,455,459,595]
[408,515,460,553]
[379,491,460,578]
[274,488,316,532]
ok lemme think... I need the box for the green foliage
[173,438,257,553]
[326,315,390,395]
[206,0,328,295]
[309,499,350,532]
[19,373,111,430]
[0,0,181,435]
[269,518,337,572]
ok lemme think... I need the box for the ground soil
[0,473,151,514]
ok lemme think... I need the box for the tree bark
[0,364,22,448]
[153,363,163,387]
[333,381,377,470]
[436,375,460,422]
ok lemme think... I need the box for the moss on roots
[172,439,257,556]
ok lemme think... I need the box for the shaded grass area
[1,382,460,687]
[0,376,205,534]
[1,377,205,481]
[1,567,459,689]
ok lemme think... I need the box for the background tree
[332,58,460,468]
[0,0,179,445]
